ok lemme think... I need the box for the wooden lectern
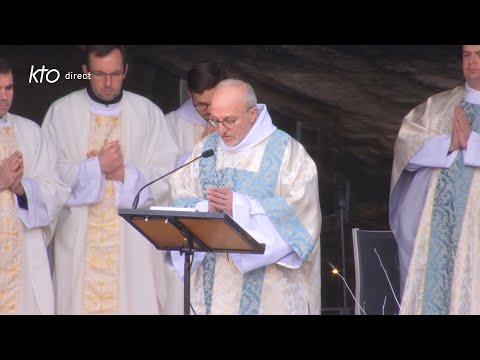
[118,208,265,315]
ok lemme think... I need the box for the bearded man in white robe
[390,45,480,314]
[169,79,321,315]
[0,57,70,315]
[42,45,179,315]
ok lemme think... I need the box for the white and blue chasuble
[170,105,321,315]
[392,85,480,314]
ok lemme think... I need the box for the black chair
[352,228,401,315]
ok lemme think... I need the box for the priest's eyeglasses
[208,117,237,129]
[91,71,124,80]
[209,107,254,129]
[193,101,210,112]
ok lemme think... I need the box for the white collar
[0,113,11,128]
[85,88,121,116]
[219,104,277,152]
[465,82,480,105]
[177,99,208,126]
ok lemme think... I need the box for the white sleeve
[114,163,154,209]
[170,251,207,281]
[405,134,457,171]
[16,178,49,229]
[169,193,301,278]
[67,156,105,206]
[463,131,480,167]
[229,192,301,274]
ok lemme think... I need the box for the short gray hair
[216,79,257,109]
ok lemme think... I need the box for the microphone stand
[132,149,214,209]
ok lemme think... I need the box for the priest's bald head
[209,79,258,147]
[82,45,128,102]
[0,58,13,119]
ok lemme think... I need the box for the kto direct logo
[29,65,91,84]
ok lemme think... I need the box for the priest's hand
[207,187,233,216]
[9,170,24,196]
[98,140,124,174]
[86,150,99,159]
[105,165,125,182]
[0,151,23,191]
[454,105,472,149]
[449,107,460,153]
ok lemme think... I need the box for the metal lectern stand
[118,208,265,315]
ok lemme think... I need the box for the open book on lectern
[118,207,266,254]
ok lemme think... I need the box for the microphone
[132,149,214,209]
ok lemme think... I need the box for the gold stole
[0,127,23,314]
[82,114,122,314]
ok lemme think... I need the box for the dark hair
[187,61,227,93]
[84,45,127,70]
[0,57,12,74]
